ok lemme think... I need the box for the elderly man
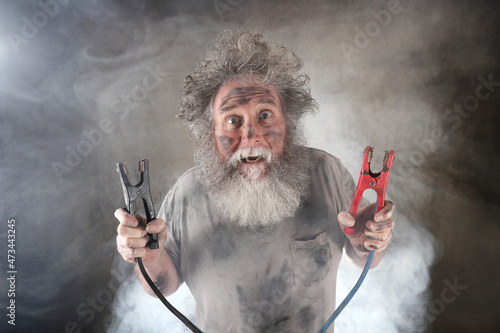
[115,30,394,332]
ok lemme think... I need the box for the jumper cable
[319,146,395,333]
[343,146,395,235]
[117,159,203,333]
[116,149,394,333]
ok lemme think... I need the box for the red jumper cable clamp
[342,146,395,235]
[318,146,396,333]
[117,159,159,249]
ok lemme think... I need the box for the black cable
[136,257,204,333]
[117,160,203,332]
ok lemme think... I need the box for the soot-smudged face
[212,79,287,168]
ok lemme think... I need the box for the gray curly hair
[178,30,317,143]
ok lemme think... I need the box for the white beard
[196,143,311,228]
[211,164,303,228]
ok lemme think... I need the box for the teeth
[231,147,272,166]
[242,155,263,163]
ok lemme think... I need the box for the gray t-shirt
[159,148,356,332]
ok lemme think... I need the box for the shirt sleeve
[157,188,183,282]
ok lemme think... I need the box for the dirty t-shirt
[158,148,356,333]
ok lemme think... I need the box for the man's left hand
[338,200,395,254]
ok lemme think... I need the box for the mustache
[228,146,274,166]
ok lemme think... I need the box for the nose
[241,122,262,147]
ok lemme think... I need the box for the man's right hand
[115,208,167,264]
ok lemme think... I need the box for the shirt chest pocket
[289,231,333,287]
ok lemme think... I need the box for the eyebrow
[218,86,277,113]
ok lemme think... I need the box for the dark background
[0,0,499,332]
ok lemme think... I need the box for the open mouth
[241,155,264,163]
[230,147,272,167]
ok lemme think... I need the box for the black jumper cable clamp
[117,159,158,249]
[116,159,203,333]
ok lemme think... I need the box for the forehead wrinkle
[256,97,276,106]
[219,104,237,113]
[218,86,276,112]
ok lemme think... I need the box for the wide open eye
[259,111,271,120]
[227,117,240,125]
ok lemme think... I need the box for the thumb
[338,211,355,229]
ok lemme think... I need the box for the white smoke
[2,0,497,331]
[335,214,439,332]
[107,262,197,333]
[104,1,443,331]
[106,212,438,333]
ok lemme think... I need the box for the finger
[365,217,394,233]
[338,211,355,229]
[117,223,147,239]
[364,228,392,242]
[116,233,149,249]
[364,232,392,252]
[374,200,395,222]
[114,208,139,227]
[116,237,136,262]
[145,218,167,234]
[117,242,148,261]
